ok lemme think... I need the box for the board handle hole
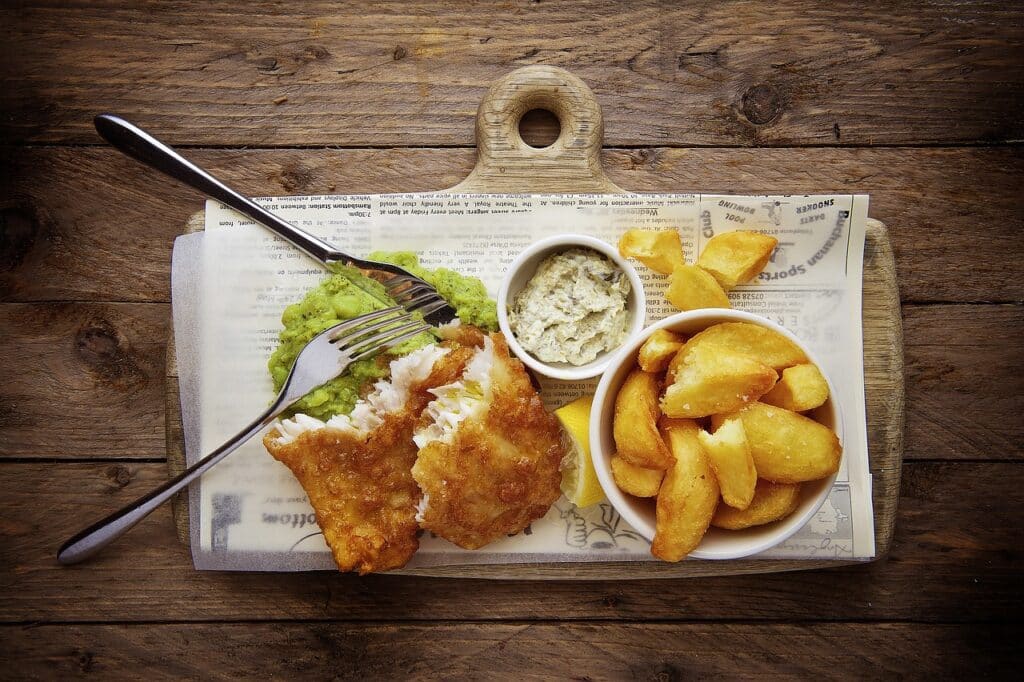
[518,108,561,148]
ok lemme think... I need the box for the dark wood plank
[3,1,1022,146]
[3,147,1022,304]
[904,304,1024,462]
[2,301,1013,462]
[0,622,1017,679]
[1,461,1019,622]
[0,147,473,304]
[0,303,168,458]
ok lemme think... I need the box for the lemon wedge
[555,395,605,508]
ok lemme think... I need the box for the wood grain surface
[4,623,1016,679]
[2,0,1020,676]
[2,461,1019,623]
[4,146,1023,304]
[2,1,1022,147]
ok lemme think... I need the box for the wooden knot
[278,163,316,192]
[75,319,147,388]
[392,45,407,61]
[256,57,279,73]
[627,148,658,169]
[302,45,330,61]
[739,84,783,125]
[0,203,40,272]
[74,650,96,673]
[105,464,132,489]
[76,321,124,365]
[653,667,681,682]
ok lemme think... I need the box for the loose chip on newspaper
[617,229,685,275]
[666,264,731,312]
[696,231,778,290]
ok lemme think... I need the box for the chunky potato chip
[611,455,664,497]
[697,417,756,510]
[613,367,673,470]
[618,229,686,275]
[637,329,686,373]
[665,264,731,311]
[680,322,808,371]
[761,363,830,412]
[711,479,801,530]
[665,346,687,385]
[661,346,777,419]
[652,418,719,561]
[713,402,841,483]
[697,231,778,290]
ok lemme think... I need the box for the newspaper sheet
[170,192,873,570]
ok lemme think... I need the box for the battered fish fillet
[263,340,478,574]
[412,333,566,549]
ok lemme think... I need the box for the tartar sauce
[508,248,630,365]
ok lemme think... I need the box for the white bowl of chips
[590,308,844,560]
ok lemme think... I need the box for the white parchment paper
[171,192,873,571]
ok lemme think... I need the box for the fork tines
[384,276,448,313]
[329,306,430,362]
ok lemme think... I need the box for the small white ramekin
[589,308,845,560]
[497,234,646,381]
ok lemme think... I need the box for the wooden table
[1,1,1021,677]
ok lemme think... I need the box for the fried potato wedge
[666,264,731,311]
[680,322,808,371]
[697,231,778,290]
[661,346,778,419]
[637,329,686,373]
[697,417,756,510]
[652,418,720,561]
[618,229,686,275]
[613,368,673,470]
[711,479,802,530]
[761,363,830,412]
[610,455,665,497]
[665,345,687,385]
[713,402,841,483]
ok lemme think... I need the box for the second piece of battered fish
[412,333,566,549]
[263,340,477,574]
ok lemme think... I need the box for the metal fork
[93,114,457,326]
[57,306,429,565]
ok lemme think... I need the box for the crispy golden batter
[263,341,478,574]
[412,334,565,549]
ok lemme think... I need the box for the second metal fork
[56,306,429,565]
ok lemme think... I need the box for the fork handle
[57,405,281,565]
[94,114,337,265]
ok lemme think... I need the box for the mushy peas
[508,248,630,365]
[268,252,496,420]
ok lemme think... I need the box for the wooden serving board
[166,65,903,579]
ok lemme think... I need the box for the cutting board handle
[450,65,622,193]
